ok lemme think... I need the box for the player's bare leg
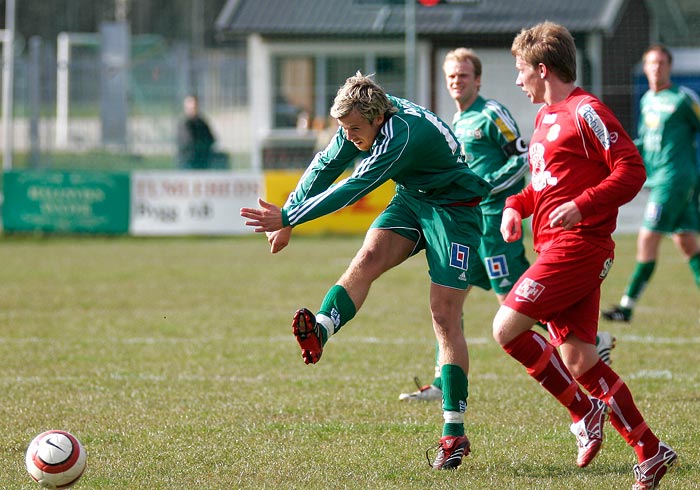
[431,284,469,374]
[428,283,472,469]
[337,229,415,309]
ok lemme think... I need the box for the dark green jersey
[452,95,528,215]
[637,85,700,188]
[282,95,492,227]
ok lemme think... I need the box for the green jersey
[282,95,492,227]
[452,95,529,215]
[637,85,700,189]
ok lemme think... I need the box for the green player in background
[603,44,700,322]
[241,72,491,470]
[401,48,616,402]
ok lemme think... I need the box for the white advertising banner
[130,171,263,235]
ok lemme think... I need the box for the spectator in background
[602,44,700,322]
[177,94,216,169]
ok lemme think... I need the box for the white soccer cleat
[399,377,442,401]
[596,331,616,365]
[570,396,609,467]
[632,442,677,490]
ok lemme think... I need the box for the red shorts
[503,238,614,347]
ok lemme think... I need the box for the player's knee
[492,306,517,346]
[429,310,453,334]
[492,317,506,346]
[674,233,700,257]
[346,250,381,280]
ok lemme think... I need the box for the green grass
[0,233,697,489]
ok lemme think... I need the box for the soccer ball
[25,430,87,489]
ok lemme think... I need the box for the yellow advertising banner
[264,170,394,234]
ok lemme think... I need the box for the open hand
[240,198,284,233]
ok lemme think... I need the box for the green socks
[622,253,700,306]
[690,252,700,288]
[621,261,656,309]
[316,285,356,343]
[441,364,468,437]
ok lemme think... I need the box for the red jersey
[506,87,646,252]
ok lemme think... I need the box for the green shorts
[371,192,483,290]
[643,182,700,234]
[469,213,531,294]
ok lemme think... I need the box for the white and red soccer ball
[25,430,87,489]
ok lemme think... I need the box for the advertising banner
[2,170,394,236]
[2,170,130,233]
[130,171,262,235]
[264,170,394,235]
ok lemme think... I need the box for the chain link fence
[5,32,249,170]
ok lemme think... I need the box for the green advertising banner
[2,170,130,234]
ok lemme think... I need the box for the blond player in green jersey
[241,72,491,470]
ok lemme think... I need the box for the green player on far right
[603,44,700,322]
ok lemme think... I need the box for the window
[273,56,315,129]
[271,49,406,130]
[375,55,406,97]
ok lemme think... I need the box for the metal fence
[5,33,249,169]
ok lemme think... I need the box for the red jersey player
[493,22,677,490]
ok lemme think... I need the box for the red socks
[504,331,662,462]
[503,330,592,421]
[576,359,660,461]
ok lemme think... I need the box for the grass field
[1,233,697,489]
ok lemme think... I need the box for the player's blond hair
[511,21,577,83]
[330,71,398,122]
[443,47,482,79]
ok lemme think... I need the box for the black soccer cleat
[601,305,632,323]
